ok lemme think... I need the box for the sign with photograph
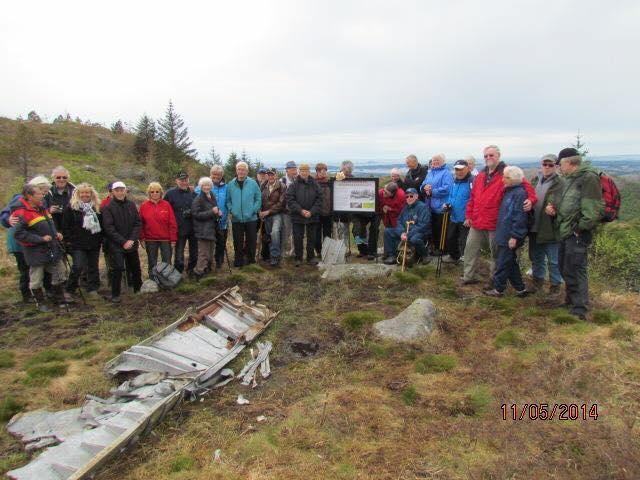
[331,178,379,213]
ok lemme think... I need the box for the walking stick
[436,210,450,278]
[399,220,414,272]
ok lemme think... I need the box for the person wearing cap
[420,153,453,255]
[140,182,178,278]
[462,145,538,285]
[280,160,298,257]
[397,155,428,200]
[44,165,75,232]
[256,168,268,187]
[441,160,473,264]
[314,163,333,257]
[164,171,198,275]
[526,154,564,294]
[286,163,322,265]
[259,168,286,266]
[210,165,229,269]
[226,161,262,267]
[383,188,431,265]
[546,148,603,320]
[102,181,142,302]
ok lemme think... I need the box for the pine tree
[14,123,37,181]
[111,120,124,134]
[27,110,41,123]
[223,152,239,180]
[156,101,196,183]
[133,115,157,165]
[572,130,589,157]
[209,146,222,165]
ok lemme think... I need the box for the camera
[182,207,192,219]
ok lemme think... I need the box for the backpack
[151,262,183,289]
[598,172,621,222]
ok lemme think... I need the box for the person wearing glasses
[462,145,537,285]
[526,154,564,294]
[44,166,75,231]
[139,182,178,278]
[383,188,431,265]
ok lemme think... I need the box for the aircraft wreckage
[6,287,277,480]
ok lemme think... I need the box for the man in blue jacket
[442,160,473,264]
[226,161,262,267]
[164,171,197,275]
[484,166,529,297]
[420,153,453,254]
[383,188,431,265]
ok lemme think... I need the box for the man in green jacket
[226,161,262,267]
[546,148,603,320]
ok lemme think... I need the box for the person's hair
[341,160,354,170]
[198,176,213,188]
[464,155,476,166]
[146,182,164,197]
[210,164,223,175]
[390,167,402,176]
[236,161,249,170]
[22,183,39,197]
[483,145,501,155]
[384,182,398,194]
[432,153,446,163]
[406,154,418,163]
[51,165,69,178]
[28,175,50,187]
[315,162,328,171]
[503,166,524,183]
[70,182,101,212]
[561,155,582,166]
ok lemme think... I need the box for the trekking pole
[436,210,449,278]
[399,220,414,272]
[223,244,233,273]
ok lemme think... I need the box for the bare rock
[373,298,436,342]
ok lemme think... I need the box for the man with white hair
[398,155,428,200]
[226,161,262,267]
[44,165,75,231]
[420,153,453,254]
[465,156,479,177]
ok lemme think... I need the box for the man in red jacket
[462,145,537,285]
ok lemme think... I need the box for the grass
[25,348,67,366]
[465,385,492,416]
[0,351,15,369]
[610,323,635,341]
[341,310,384,331]
[0,396,23,422]
[392,271,422,285]
[551,310,581,324]
[401,385,418,405]
[494,328,526,348]
[591,309,624,325]
[415,353,457,373]
[25,362,68,382]
[169,454,196,473]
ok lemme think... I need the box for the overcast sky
[1,0,639,165]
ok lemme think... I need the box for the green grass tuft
[0,351,16,369]
[242,264,265,274]
[415,353,457,373]
[466,385,492,415]
[25,349,67,366]
[551,310,581,325]
[169,454,195,472]
[71,345,100,360]
[591,309,624,325]
[610,323,635,341]
[228,273,248,284]
[495,328,525,349]
[412,265,435,278]
[175,281,201,293]
[0,396,24,421]
[401,385,418,406]
[393,271,422,285]
[341,310,384,331]
[25,362,68,381]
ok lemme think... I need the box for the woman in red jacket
[378,182,406,228]
[139,182,178,278]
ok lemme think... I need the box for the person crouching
[383,188,431,265]
[484,166,529,297]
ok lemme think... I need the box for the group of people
[2,144,603,321]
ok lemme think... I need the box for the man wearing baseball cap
[383,187,431,265]
[441,160,473,264]
[164,171,198,276]
[102,181,142,302]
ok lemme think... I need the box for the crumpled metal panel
[7,287,276,480]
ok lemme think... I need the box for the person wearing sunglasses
[44,165,75,232]
[139,182,177,279]
[526,154,564,294]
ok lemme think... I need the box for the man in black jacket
[164,171,198,275]
[102,181,142,303]
[285,164,322,266]
[397,155,428,201]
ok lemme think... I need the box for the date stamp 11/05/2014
[501,403,599,421]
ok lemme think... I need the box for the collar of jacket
[484,161,506,179]
[50,182,75,194]
[454,172,472,183]
[113,197,128,204]
[296,175,312,184]
[431,164,447,171]
[537,171,558,183]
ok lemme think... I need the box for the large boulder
[373,298,436,342]
[320,263,396,281]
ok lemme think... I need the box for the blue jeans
[264,214,283,259]
[528,235,562,285]
[493,245,525,293]
[383,228,427,258]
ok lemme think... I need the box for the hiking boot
[31,288,51,312]
[515,289,529,298]
[52,284,70,306]
[460,277,480,285]
[294,258,302,267]
[110,296,121,304]
[441,255,458,264]
[483,288,504,297]
[383,256,396,265]
[86,290,99,299]
[306,257,319,266]
[366,254,376,261]
[269,258,281,268]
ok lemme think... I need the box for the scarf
[80,201,101,234]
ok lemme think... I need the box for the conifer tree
[133,115,156,165]
[156,101,195,183]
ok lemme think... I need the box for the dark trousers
[559,232,591,316]
[314,215,333,256]
[446,221,469,260]
[231,221,257,266]
[431,212,445,252]
[110,248,142,297]
[67,247,101,293]
[13,252,30,298]
[258,219,270,260]
[493,245,525,293]
[214,228,228,267]
[145,241,172,277]
[174,233,197,273]
[292,222,317,261]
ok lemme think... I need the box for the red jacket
[378,188,406,227]
[465,163,537,231]
[139,199,177,242]
[100,196,111,210]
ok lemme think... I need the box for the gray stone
[84,164,97,172]
[320,263,397,281]
[373,298,436,342]
[140,279,159,294]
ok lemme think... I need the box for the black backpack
[151,262,182,289]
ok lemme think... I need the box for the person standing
[280,161,298,257]
[13,184,68,311]
[44,166,75,232]
[465,156,479,177]
[420,153,453,254]
[484,167,529,297]
[192,177,220,279]
[164,171,198,276]
[102,181,142,303]
[226,162,262,267]
[210,165,229,269]
[547,148,603,320]
[442,160,473,264]
[314,163,333,257]
[260,169,286,267]
[527,154,564,294]
[397,155,428,200]
[62,183,103,297]
[140,182,177,278]
[286,163,322,266]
